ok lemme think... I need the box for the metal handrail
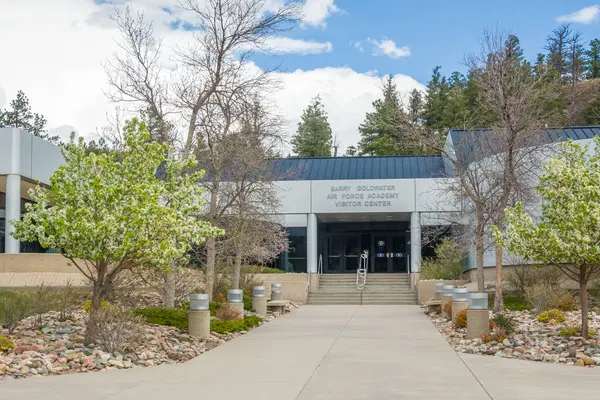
[318,254,323,274]
[356,250,368,291]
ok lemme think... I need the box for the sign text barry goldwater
[327,184,399,208]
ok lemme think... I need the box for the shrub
[210,319,246,334]
[82,299,112,312]
[505,266,562,298]
[56,280,84,321]
[524,282,569,312]
[31,284,60,328]
[216,305,242,321]
[0,291,34,333]
[135,307,188,330]
[558,325,598,337]
[481,334,493,343]
[455,309,467,328]
[87,306,143,353]
[419,238,466,280]
[492,313,516,335]
[493,327,508,343]
[536,309,566,323]
[209,301,222,316]
[443,301,452,318]
[243,293,254,312]
[556,295,578,312]
[0,335,15,352]
[213,293,226,304]
[210,316,263,334]
[489,320,496,330]
[488,294,530,311]
[246,266,284,274]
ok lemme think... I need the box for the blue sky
[252,0,600,83]
[1,1,599,150]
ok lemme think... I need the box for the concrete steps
[307,274,417,305]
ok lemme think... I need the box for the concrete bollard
[451,288,469,324]
[434,282,444,301]
[271,283,283,301]
[188,294,210,339]
[227,289,244,320]
[252,286,267,317]
[466,293,490,340]
[441,285,454,319]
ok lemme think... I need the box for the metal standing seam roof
[449,126,600,165]
[269,155,447,181]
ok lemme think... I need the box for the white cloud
[261,37,333,54]
[301,0,339,28]
[556,5,600,24]
[352,41,364,52]
[0,0,424,152]
[368,37,411,59]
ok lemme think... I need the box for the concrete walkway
[1,305,599,399]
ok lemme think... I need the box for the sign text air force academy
[327,184,399,208]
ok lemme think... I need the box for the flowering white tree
[494,138,600,338]
[12,118,221,342]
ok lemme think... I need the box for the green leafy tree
[585,39,600,80]
[345,145,357,156]
[291,96,332,157]
[358,76,422,155]
[494,138,600,339]
[0,90,59,143]
[11,118,221,342]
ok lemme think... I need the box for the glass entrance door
[371,233,408,273]
[326,234,362,272]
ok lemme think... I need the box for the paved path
[1,305,599,399]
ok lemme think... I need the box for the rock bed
[0,303,299,379]
[429,310,600,368]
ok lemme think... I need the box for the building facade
[2,126,600,278]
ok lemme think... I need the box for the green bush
[209,301,222,316]
[492,313,517,335]
[210,316,263,334]
[0,291,34,333]
[559,325,578,337]
[247,266,284,274]
[488,294,530,311]
[135,307,188,330]
[419,238,466,280]
[243,293,254,311]
[0,335,15,352]
[536,309,566,323]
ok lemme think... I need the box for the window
[271,227,307,273]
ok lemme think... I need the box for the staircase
[307,274,417,305]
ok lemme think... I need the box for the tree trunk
[163,269,175,308]
[580,268,589,339]
[205,187,219,301]
[475,221,485,292]
[232,251,242,290]
[85,280,104,346]
[494,241,504,312]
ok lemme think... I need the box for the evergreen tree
[357,76,421,155]
[407,89,423,123]
[291,96,332,157]
[545,23,572,81]
[422,66,450,132]
[0,90,59,143]
[585,39,600,79]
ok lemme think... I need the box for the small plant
[209,301,222,316]
[244,315,262,329]
[87,306,143,353]
[216,305,242,321]
[556,295,577,312]
[31,284,60,328]
[210,316,263,334]
[536,309,566,323]
[0,291,34,333]
[489,320,496,330]
[57,280,84,321]
[134,307,188,330]
[455,309,467,328]
[493,327,508,343]
[492,313,516,335]
[0,335,15,352]
[481,334,493,343]
[443,301,452,318]
[82,299,112,312]
[419,238,466,280]
[243,293,254,312]
[559,325,578,337]
[524,281,569,313]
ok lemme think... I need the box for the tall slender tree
[545,23,572,81]
[291,95,333,157]
[568,32,585,87]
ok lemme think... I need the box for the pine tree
[357,76,423,156]
[0,90,59,143]
[585,39,600,80]
[422,66,450,132]
[291,96,332,157]
[545,24,572,81]
[407,89,423,123]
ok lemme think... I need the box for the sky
[0,0,599,151]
